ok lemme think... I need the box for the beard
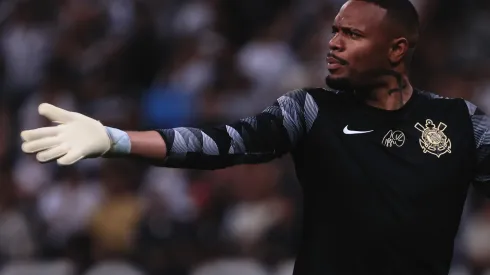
[325,75,355,91]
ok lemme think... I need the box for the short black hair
[358,0,420,48]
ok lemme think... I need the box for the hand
[20,103,112,165]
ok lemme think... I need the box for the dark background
[0,0,489,274]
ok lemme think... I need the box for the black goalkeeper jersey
[155,87,490,275]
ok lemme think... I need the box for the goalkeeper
[19,0,490,275]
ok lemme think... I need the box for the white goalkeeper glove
[20,103,131,165]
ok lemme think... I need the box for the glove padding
[20,103,111,165]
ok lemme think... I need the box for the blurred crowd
[0,0,490,274]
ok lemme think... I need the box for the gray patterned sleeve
[153,89,319,170]
[466,101,490,197]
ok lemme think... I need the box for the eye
[347,30,361,39]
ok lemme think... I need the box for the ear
[388,37,410,64]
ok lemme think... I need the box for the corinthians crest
[415,119,451,158]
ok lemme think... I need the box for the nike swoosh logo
[343,126,373,135]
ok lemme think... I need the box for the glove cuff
[105,126,131,155]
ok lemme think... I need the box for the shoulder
[280,87,345,106]
[416,89,480,116]
[281,87,330,99]
[280,87,350,110]
[281,87,342,97]
[277,87,330,108]
[417,89,458,101]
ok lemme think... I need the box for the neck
[362,73,413,111]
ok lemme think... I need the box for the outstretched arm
[21,89,319,170]
[467,101,490,197]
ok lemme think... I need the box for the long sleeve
[466,101,490,197]
[154,89,319,170]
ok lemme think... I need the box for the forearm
[104,128,168,161]
[127,131,167,159]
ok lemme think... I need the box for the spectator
[0,0,489,273]
[0,165,36,261]
[37,166,101,257]
[88,160,143,262]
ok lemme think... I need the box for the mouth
[326,55,346,71]
[327,58,342,71]
[327,58,342,70]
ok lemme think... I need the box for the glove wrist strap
[105,127,131,155]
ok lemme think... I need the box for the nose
[329,33,343,52]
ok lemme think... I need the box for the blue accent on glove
[105,127,131,154]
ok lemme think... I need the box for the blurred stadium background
[0,0,489,274]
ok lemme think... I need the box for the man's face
[326,0,392,91]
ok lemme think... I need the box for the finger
[22,136,61,153]
[57,150,84,166]
[20,126,60,142]
[38,103,75,124]
[36,144,69,163]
